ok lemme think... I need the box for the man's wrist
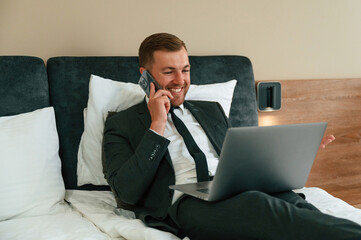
[150,122,166,136]
[149,128,160,136]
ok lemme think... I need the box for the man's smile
[168,87,182,93]
[166,85,187,96]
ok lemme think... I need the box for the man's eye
[182,69,190,73]
[163,71,172,75]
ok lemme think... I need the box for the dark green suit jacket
[103,99,230,229]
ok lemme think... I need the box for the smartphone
[138,70,162,96]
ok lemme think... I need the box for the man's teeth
[169,88,181,93]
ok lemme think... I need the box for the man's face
[148,47,190,107]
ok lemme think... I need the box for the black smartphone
[138,70,162,96]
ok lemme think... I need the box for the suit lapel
[136,99,227,166]
[184,101,226,155]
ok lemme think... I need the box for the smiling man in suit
[103,33,361,240]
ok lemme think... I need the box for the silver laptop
[169,122,327,202]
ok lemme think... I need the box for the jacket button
[168,190,173,197]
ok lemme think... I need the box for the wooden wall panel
[257,79,361,206]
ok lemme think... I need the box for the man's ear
[139,67,146,74]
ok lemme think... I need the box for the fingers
[324,135,335,144]
[149,82,155,98]
[149,82,173,99]
[147,82,174,118]
[319,135,335,149]
[147,83,173,135]
[149,83,173,115]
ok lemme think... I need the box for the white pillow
[186,81,236,117]
[0,107,65,220]
[77,75,145,186]
[77,74,237,186]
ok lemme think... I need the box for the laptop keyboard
[197,188,209,194]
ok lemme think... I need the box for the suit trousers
[169,190,361,240]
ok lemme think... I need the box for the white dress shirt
[163,105,220,203]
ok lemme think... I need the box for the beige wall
[1,0,361,80]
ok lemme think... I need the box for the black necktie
[169,107,210,182]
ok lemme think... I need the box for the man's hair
[139,33,187,69]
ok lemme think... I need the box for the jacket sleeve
[103,115,170,205]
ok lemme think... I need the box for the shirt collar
[177,104,185,111]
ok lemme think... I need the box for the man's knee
[237,191,270,205]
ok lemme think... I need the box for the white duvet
[0,202,110,240]
[1,188,360,240]
[64,190,180,240]
[65,187,361,240]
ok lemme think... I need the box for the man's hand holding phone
[139,70,173,135]
[147,81,173,136]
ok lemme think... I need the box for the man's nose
[173,71,183,84]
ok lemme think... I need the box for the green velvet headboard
[0,56,50,117]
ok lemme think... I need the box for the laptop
[169,122,327,202]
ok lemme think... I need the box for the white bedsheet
[295,187,361,225]
[0,201,111,240]
[64,187,361,240]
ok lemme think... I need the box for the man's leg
[170,191,361,240]
[271,191,320,211]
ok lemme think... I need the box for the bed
[0,55,360,240]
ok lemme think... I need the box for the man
[103,33,360,240]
